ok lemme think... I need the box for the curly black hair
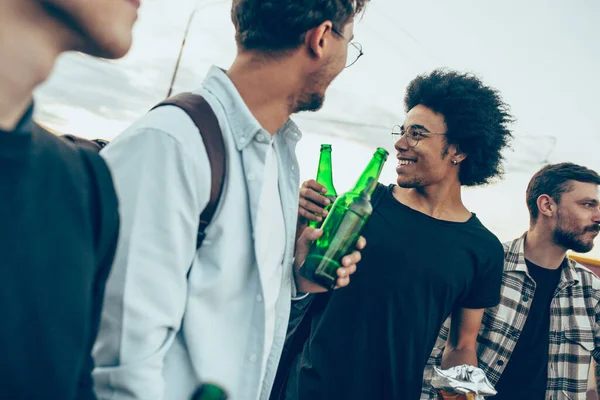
[526,162,600,222]
[404,69,514,186]
[231,0,368,52]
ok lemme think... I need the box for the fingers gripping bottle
[299,147,389,289]
[308,144,338,229]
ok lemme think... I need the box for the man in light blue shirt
[92,1,370,399]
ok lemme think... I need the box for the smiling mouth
[397,159,416,167]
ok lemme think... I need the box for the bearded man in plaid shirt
[423,162,600,400]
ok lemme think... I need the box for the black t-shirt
[0,122,119,399]
[492,259,562,400]
[284,184,504,400]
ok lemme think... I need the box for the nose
[593,208,600,224]
[394,135,409,152]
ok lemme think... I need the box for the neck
[524,224,567,270]
[395,175,469,221]
[226,51,302,135]
[0,1,72,130]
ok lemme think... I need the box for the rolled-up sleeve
[92,125,209,400]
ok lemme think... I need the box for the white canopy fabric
[36,0,600,257]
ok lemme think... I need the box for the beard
[292,61,337,113]
[553,228,595,253]
[293,92,325,113]
[395,153,450,189]
[396,175,425,188]
[553,210,600,253]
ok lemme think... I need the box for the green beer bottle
[190,383,228,400]
[299,147,389,289]
[308,144,338,229]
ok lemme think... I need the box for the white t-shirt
[254,140,286,394]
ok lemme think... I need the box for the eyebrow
[581,198,599,205]
[401,124,430,132]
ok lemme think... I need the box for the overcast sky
[36,0,600,257]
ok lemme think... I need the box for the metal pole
[166,4,198,98]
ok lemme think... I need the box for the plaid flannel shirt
[421,234,600,400]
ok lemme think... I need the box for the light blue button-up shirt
[93,66,302,400]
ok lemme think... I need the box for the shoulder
[570,261,600,321]
[32,124,114,191]
[99,103,213,189]
[106,104,211,167]
[121,104,202,145]
[100,104,213,210]
[371,183,390,206]
[465,215,504,255]
[32,125,119,252]
[32,123,86,161]
[572,260,600,295]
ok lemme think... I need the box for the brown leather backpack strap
[151,92,226,250]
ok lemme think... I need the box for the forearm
[441,347,478,369]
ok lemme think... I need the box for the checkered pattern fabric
[421,234,600,400]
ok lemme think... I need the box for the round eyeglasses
[345,42,363,68]
[391,124,447,148]
[332,26,363,68]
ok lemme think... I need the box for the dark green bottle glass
[299,147,389,289]
[308,144,338,229]
[190,383,228,400]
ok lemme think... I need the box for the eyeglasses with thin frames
[391,124,447,148]
[331,26,363,68]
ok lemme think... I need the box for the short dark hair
[404,69,514,186]
[231,0,368,52]
[526,162,600,222]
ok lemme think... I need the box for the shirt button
[249,354,258,363]
[256,133,268,143]
[497,359,504,366]
[256,294,263,303]
[247,172,256,181]
[291,165,295,171]
[240,137,246,145]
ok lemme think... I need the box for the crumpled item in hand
[431,365,497,400]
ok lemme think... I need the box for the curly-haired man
[92,1,369,400]
[287,69,514,400]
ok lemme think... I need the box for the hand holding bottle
[295,179,331,243]
[293,226,366,293]
[306,144,337,230]
[298,148,388,290]
[298,179,331,224]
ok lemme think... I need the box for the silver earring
[452,160,458,165]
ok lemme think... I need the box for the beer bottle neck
[350,148,388,196]
[316,149,336,195]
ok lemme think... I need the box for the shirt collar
[505,233,529,273]
[506,232,580,285]
[200,66,302,150]
[10,103,34,134]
